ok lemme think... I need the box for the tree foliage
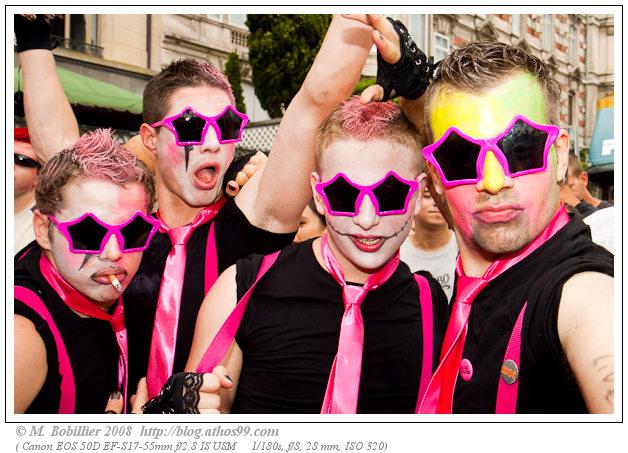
[224,52,246,114]
[246,14,332,118]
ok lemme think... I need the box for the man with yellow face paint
[350,15,614,414]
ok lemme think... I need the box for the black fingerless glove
[376,17,437,101]
[15,15,58,53]
[142,372,203,414]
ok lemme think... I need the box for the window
[568,91,575,125]
[511,14,521,36]
[434,32,450,62]
[69,15,86,43]
[568,25,577,64]
[408,14,427,50]
[542,14,553,52]
[51,14,102,57]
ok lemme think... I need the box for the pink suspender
[495,302,527,414]
[204,222,219,294]
[196,251,281,373]
[413,275,433,412]
[14,286,76,414]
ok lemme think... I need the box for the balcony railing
[52,35,104,58]
[230,29,248,47]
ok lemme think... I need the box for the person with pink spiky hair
[14,129,157,414]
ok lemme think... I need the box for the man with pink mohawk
[142,97,448,414]
[14,129,157,413]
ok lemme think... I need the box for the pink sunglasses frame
[315,171,419,217]
[150,105,249,146]
[48,211,160,254]
[422,114,560,188]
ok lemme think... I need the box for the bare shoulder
[559,271,612,319]
[15,314,47,356]
[558,271,613,344]
[14,314,48,413]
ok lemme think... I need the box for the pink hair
[315,96,423,171]
[70,129,138,183]
[338,97,401,140]
[35,129,156,214]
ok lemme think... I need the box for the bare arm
[186,265,242,413]
[235,15,374,233]
[18,49,79,162]
[14,314,48,413]
[557,272,614,413]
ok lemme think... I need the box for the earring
[557,176,567,186]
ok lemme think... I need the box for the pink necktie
[147,198,226,398]
[39,254,129,412]
[319,233,400,414]
[418,205,571,413]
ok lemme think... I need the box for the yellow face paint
[480,151,505,193]
[428,72,557,188]
[430,72,549,141]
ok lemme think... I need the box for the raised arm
[234,15,374,233]
[16,15,79,163]
[558,271,614,413]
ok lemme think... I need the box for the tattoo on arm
[593,354,613,406]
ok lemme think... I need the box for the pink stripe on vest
[15,286,76,413]
[413,274,433,412]
[495,302,527,414]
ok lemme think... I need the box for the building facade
[391,14,614,158]
[17,13,614,166]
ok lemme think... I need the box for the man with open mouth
[14,130,157,413]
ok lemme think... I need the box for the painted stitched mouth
[326,216,412,254]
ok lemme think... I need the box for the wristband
[15,15,58,53]
[376,18,437,101]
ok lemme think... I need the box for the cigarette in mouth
[108,274,123,292]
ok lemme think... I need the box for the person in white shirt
[400,187,458,301]
[583,206,614,254]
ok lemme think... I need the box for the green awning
[14,66,142,115]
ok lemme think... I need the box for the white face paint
[153,86,237,208]
[45,179,147,307]
[312,137,424,276]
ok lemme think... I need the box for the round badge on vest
[459,358,473,381]
[501,359,519,384]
